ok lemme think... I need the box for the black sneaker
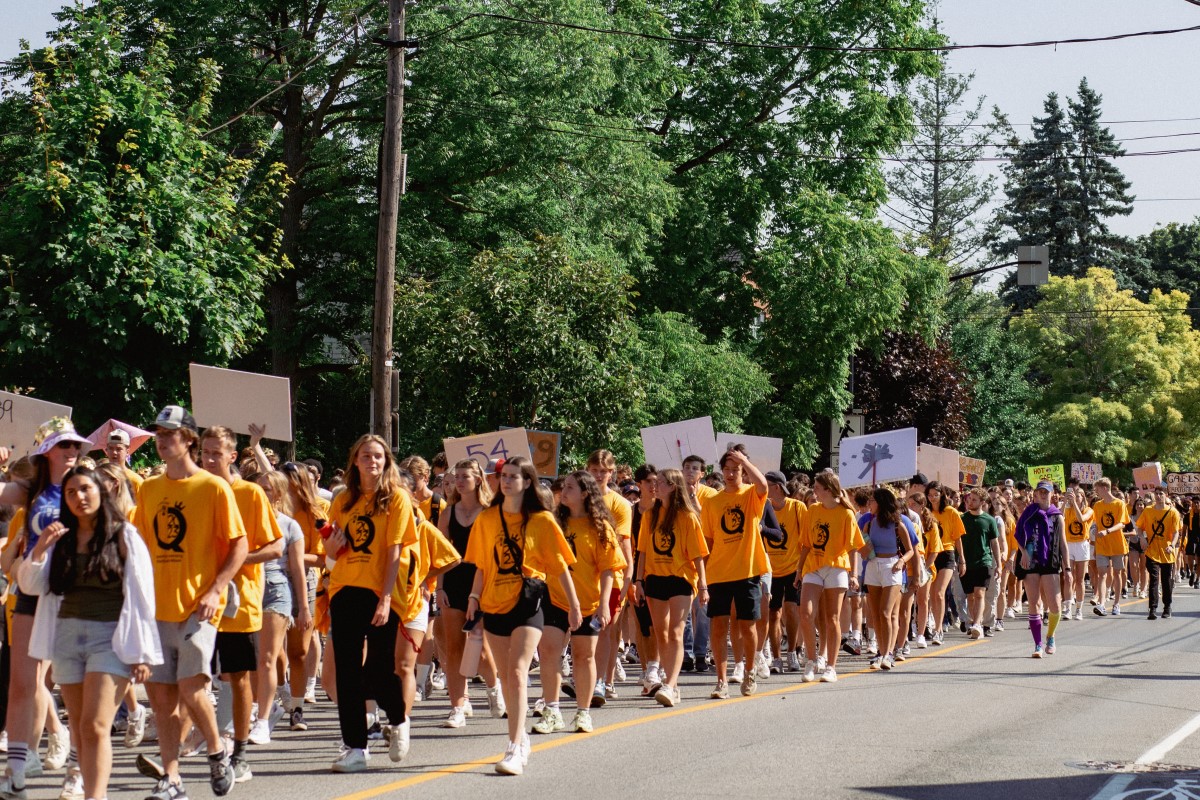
[561,682,576,699]
[289,707,308,732]
[681,656,695,673]
[146,777,188,800]
[208,752,234,797]
[1163,608,1173,619]
[983,627,994,638]
[1148,611,1158,620]
[695,657,710,673]
[137,754,166,780]
[231,756,252,784]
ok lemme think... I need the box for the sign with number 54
[443,428,532,473]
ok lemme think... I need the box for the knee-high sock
[1029,613,1043,647]
[1046,612,1061,640]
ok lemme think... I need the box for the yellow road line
[332,637,986,800]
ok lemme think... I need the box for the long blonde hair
[814,471,855,512]
[453,459,493,507]
[341,434,402,516]
[650,468,700,539]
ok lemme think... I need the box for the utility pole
[371,0,407,446]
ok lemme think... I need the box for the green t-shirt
[960,511,999,569]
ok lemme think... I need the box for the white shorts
[1066,541,1092,563]
[802,566,850,590]
[404,598,430,634]
[864,557,904,588]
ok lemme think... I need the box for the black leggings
[330,586,406,749]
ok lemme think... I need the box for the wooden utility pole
[371,0,406,445]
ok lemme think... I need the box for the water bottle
[459,618,483,677]
[590,613,603,632]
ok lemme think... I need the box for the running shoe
[841,636,862,657]
[1148,610,1158,620]
[1031,645,1043,659]
[532,698,547,717]
[519,732,531,765]
[388,718,410,761]
[290,707,308,731]
[494,743,522,776]
[561,682,576,699]
[741,674,757,697]
[1163,608,1173,619]
[624,644,639,664]
[442,706,466,729]
[487,684,507,718]
[787,651,802,672]
[463,700,474,718]
[1045,637,1056,655]
[591,681,607,708]
[1111,605,1121,617]
[710,680,729,699]
[819,667,838,683]
[869,657,882,671]
[915,635,928,649]
[570,709,593,733]
[654,685,676,707]
[268,700,286,731]
[866,635,879,656]
[995,620,1006,631]
[894,649,907,663]
[59,767,83,800]
[802,661,817,683]
[881,654,894,671]
[532,707,564,734]
[605,683,618,700]
[125,705,149,748]
[983,627,994,638]
[816,655,827,674]
[1073,608,1084,621]
[731,662,745,684]
[681,656,695,673]
[248,718,271,746]
[1005,607,1016,619]
[695,656,710,673]
[753,654,770,680]
[968,625,982,640]
[231,757,252,784]
[46,728,70,770]
[208,752,235,796]
[770,657,783,675]
[560,652,572,678]
[145,777,188,800]
[430,668,447,692]
[1093,606,1107,617]
[614,661,627,683]
[136,754,165,780]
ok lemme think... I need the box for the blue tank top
[867,518,900,555]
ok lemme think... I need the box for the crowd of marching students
[0,411,1194,796]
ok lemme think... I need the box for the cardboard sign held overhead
[837,427,918,489]
[918,444,960,487]
[715,432,783,474]
[640,417,718,471]
[959,456,986,487]
[1071,463,1103,483]
[0,391,73,458]
[1167,473,1200,495]
[190,364,293,441]
[1132,463,1164,491]
[444,428,532,473]
[1027,464,1066,489]
[501,427,561,479]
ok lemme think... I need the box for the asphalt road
[23,585,1200,800]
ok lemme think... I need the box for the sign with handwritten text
[444,428,532,473]
[0,391,73,458]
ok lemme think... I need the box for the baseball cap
[1003,478,1015,487]
[150,405,199,434]
[33,417,91,456]
[485,457,505,476]
[107,430,131,446]
[1035,480,1054,493]
[765,470,787,486]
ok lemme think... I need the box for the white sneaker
[331,747,369,773]
[46,728,70,770]
[614,661,627,683]
[1074,608,1084,621]
[519,732,531,765]
[731,662,745,684]
[268,699,287,731]
[463,700,475,718]
[561,653,572,678]
[430,669,446,692]
[125,704,148,748]
[495,742,523,776]
[753,654,771,680]
[820,666,838,683]
[816,655,827,673]
[915,635,928,649]
[866,636,878,656]
[59,767,83,800]
[248,718,271,745]
[802,660,817,683]
[1005,606,1016,619]
[487,685,507,718]
[388,718,410,762]
[442,707,466,729]
[969,625,982,640]
[787,651,801,672]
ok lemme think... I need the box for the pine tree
[1068,78,1134,270]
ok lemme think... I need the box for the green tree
[0,9,287,422]
[1011,268,1200,470]
[1117,218,1200,326]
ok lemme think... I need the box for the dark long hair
[490,456,550,533]
[48,467,126,595]
[556,471,616,550]
[872,488,903,529]
[925,480,950,514]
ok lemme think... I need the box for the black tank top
[442,503,478,609]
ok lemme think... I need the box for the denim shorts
[263,578,294,619]
[52,618,130,684]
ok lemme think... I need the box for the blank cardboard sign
[714,432,783,474]
[640,417,718,470]
[190,364,293,441]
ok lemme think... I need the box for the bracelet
[468,593,481,601]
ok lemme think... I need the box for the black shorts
[1015,562,1060,579]
[960,566,991,594]
[441,563,477,613]
[632,598,653,638]
[706,577,762,621]
[482,590,543,637]
[12,591,38,617]
[769,573,799,610]
[934,551,957,571]
[543,602,598,637]
[643,574,692,601]
[1186,540,1199,556]
[214,631,258,675]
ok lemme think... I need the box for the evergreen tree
[1068,78,1134,271]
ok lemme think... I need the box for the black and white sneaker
[146,777,188,800]
[208,752,234,797]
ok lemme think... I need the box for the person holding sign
[324,434,415,773]
[1015,481,1067,658]
[1136,487,1183,620]
[464,456,579,776]
[1091,478,1130,618]
[700,447,769,699]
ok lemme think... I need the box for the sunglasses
[55,441,83,451]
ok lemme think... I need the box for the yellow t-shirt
[328,489,418,600]
[550,517,627,616]
[221,479,283,634]
[1063,507,1093,544]
[292,498,329,558]
[393,518,460,622]
[419,494,447,525]
[1137,506,1182,564]
[932,506,966,550]
[1093,499,1130,557]
[124,467,145,494]
[463,507,575,614]
[637,506,709,588]
[801,504,864,573]
[134,470,247,624]
[602,491,633,539]
[700,485,770,584]
[766,498,806,577]
[921,518,943,561]
[693,484,720,508]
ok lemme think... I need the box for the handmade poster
[640,417,718,470]
[190,364,293,441]
[0,391,73,457]
[959,456,987,487]
[501,427,561,478]
[1070,463,1103,483]
[1027,464,1066,489]
[918,444,960,487]
[1132,463,1164,491]
[84,419,155,455]
[1166,473,1200,495]
[837,427,918,489]
[714,432,784,474]
[444,428,532,472]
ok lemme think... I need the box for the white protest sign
[0,392,73,457]
[918,443,961,487]
[715,432,783,474]
[640,416,718,470]
[444,428,532,472]
[189,364,293,441]
[1132,463,1163,491]
[1071,462,1103,483]
[837,427,918,489]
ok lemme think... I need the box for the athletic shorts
[404,598,429,634]
[543,602,598,637]
[934,551,958,571]
[1015,562,1060,579]
[52,618,129,684]
[864,558,904,588]
[802,566,850,591]
[215,631,258,676]
[643,574,693,601]
[482,590,543,637]
[769,573,799,609]
[959,565,991,593]
[1066,541,1092,563]
[1186,540,1200,557]
[632,598,653,638]
[1096,553,1126,571]
[706,577,762,620]
[151,615,217,684]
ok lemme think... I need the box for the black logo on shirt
[495,526,523,576]
[814,522,831,551]
[348,515,376,554]
[767,523,788,550]
[1101,512,1116,529]
[564,529,579,558]
[721,507,745,536]
[653,526,676,556]
[1150,514,1166,545]
[154,502,187,553]
[1069,519,1084,538]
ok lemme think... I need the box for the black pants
[1147,559,1174,613]
[330,586,406,749]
